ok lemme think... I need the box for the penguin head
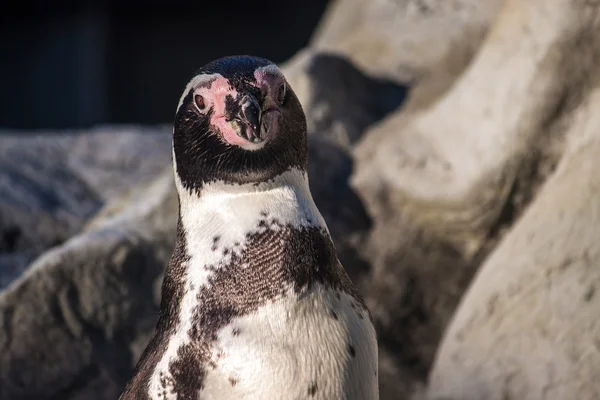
[173,55,307,192]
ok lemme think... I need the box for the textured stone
[284,51,408,282]
[284,50,408,148]
[0,127,171,289]
[0,171,177,400]
[312,0,503,81]
[428,88,600,400]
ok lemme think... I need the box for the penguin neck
[175,167,326,230]
[172,167,329,287]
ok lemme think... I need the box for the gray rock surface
[312,0,503,82]
[0,127,171,289]
[428,88,600,400]
[0,171,177,400]
[285,52,408,282]
[285,51,408,148]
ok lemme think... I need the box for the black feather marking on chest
[167,216,366,398]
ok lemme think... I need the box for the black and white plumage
[119,56,378,400]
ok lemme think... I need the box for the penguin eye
[194,94,206,111]
[276,83,286,105]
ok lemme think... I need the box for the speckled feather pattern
[120,169,378,399]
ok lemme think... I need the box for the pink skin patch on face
[193,69,284,151]
[193,77,261,149]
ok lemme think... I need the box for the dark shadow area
[0,0,330,130]
[303,53,410,283]
[306,52,410,144]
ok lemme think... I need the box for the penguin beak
[232,95,264,143]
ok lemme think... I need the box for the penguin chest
[200,287,378,400]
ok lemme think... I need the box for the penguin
[119,55,378,400]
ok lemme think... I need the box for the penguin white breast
[200,286,378,400]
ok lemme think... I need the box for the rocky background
[2,0,600,399]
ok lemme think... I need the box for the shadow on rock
[302,52,410,286]
[305,52,409,146]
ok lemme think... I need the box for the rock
[354,0,597,255]
[284,51,408,282]
[427,87,600,400]
[311,0,504,82]
[346,1,600,398]
[0,252,35,290]
[0,170,177,400]
[284,51,408,148]
[307,136,373,282]
[58,126,173,201]
[0,127,171,289]
[358,205,474,400]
